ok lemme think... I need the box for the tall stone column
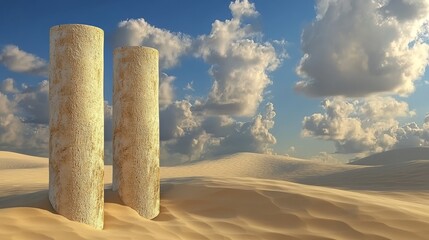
[113,46,160,219]
[49,24,104,229]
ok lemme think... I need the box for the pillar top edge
[50,24,103,33]
[114,46,159,54]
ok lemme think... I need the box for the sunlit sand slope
[1,151,428,240]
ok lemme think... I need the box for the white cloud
[163,128,211,165]
[183,81,194,91]
[0,92,20,144]
[113,18,192,69]
[193,0,283,116]
[0,79,48,156]
[296,0,429,97]
[160,100,198,142]
[393,118,429,149]
[381,0,429,21]
[213,102,277,155]
[159,99,206,165]
[201,115,237,138]
[302,96,416,154]
[0,45,48,77]
[159,73,176,109]
[229,0,259,19]
[0,78,18,93]
[15,80,49,124]
[159,101,277,165]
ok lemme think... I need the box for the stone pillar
[113,46,160,219]
[49,24,104,229]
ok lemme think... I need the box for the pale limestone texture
[49,24,104,229]
[113,46,160,219]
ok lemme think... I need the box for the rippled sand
[1,150,428,240]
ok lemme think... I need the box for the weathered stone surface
[113,46,160,219]
[49,24,104,229]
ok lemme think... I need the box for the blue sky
[0,0,428,164]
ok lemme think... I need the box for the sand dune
[162,152,362,181]
[350,147,429,165]
[1,150,429,239]
[303,148,429,190]
[0,151,48,169]
[303,158,429,190]
[163,152,429,190]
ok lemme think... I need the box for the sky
[0,0,428,165]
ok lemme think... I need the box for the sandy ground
[0,150,428,240]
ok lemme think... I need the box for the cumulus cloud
[302,96,429,154]
[194,0,282,116]
[0,78,18,93]
[159,100,206,165]
[229,0,259,19]
[296,0,429,97]
[159,73,176,109]
[15,80,49,124]
[0,78,50,125]
[213,102,277,155]
[381,0,429,21]
[160,100,198,142]
[0,79,49,156]
[113,18,192,69]
[160,101,277,165]
[0,45,49,77]
[163,128,211,164]
[393,118,429,149]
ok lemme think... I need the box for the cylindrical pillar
[49,24,104,229]
[113,46,160,219]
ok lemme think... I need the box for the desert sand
[1,149,429,240]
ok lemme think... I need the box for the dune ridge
[0,151,48,169]
[350,147,429,166]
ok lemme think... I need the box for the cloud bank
[296,0,429,97]
[302,97,429,155]
[0,78,49,156]
[160,101,277,165]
